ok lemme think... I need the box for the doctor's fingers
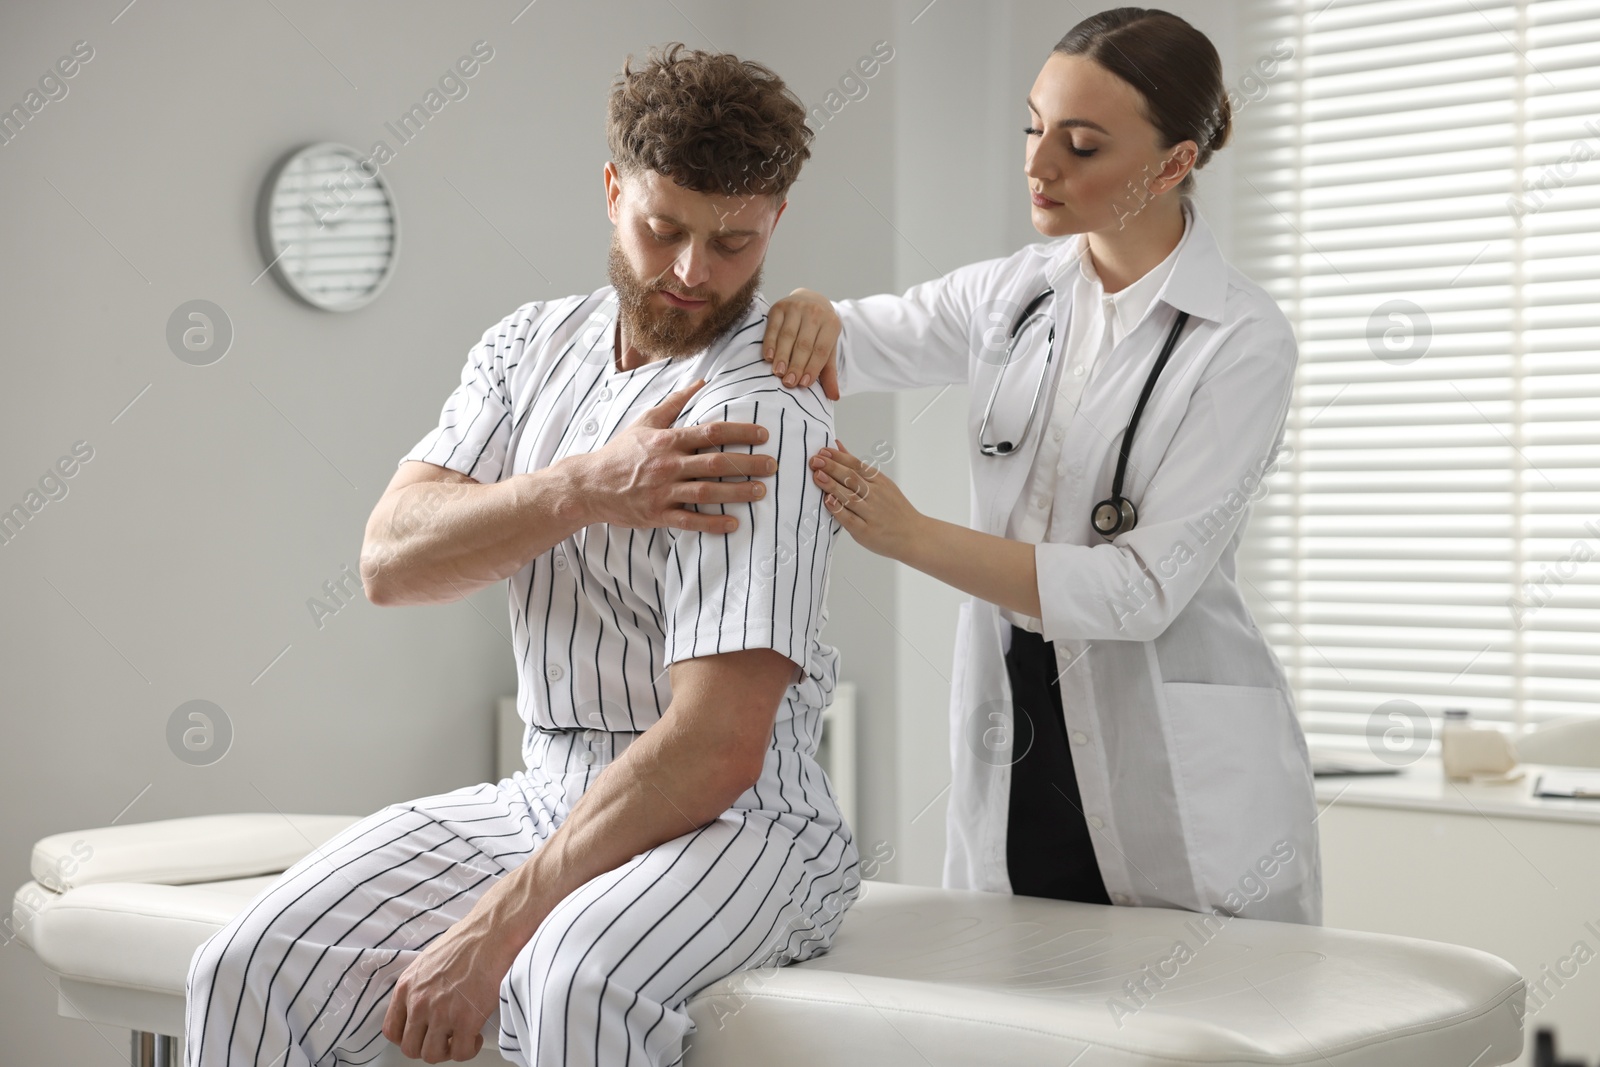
[763,299,838,384]
[762,302,802,373]
[784,315,837,390]
[812,461,873,504]
[811,444,877,487]
[814,441,869,472]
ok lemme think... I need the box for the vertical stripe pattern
[186,289,858,1067]
[399,290,840,746]
[185,721,859,1066]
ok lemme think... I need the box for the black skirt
[1004,624,1112,904]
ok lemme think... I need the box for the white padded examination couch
[14,814,1527,1066]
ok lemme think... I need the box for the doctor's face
[604,162,784,359]
[1022,52,1194,238]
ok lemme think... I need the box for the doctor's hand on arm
[361,379,775,607]
[813,441,1043,620]
[763,288,842,400]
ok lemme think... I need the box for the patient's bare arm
[378,647,795,1058]
[362,379,777,606]
[465,647,796,945]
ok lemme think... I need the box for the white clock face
[259,142,398,312]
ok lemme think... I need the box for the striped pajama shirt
[184,289,860,1066]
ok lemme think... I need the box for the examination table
[14,813,1526,1065]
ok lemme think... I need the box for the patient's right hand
[763,288,841,400]
[571,379,776,534]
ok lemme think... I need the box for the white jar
[1440,707,1519,781]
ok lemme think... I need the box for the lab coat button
[1073,365,1085,376]
[1088,814,1104,830]
[1071,730,1088,744]
[1112,892,1130,905]
[1052,426,1064,443]
[546,663,564,682]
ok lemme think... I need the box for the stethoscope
[977,287,1191,540]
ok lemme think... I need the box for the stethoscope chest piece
[979,284,1191,542]
[1092,496,1137,538]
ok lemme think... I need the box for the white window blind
[1233,0,1600,753]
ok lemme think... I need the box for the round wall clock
[256,142,398,311]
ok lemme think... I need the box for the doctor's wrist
[893,512,938,569]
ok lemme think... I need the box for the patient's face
[1022,52,1188,238]
[605,164,782,359]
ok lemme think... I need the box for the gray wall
[0,1,1234,1061]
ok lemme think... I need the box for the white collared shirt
[1000,206,1190,632]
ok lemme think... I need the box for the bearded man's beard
[607,232,762,361]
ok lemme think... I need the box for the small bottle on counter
[1440,707,1520,781]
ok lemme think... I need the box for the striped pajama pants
[184,714,860,1067]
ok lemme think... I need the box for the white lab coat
[833,202,1323,924]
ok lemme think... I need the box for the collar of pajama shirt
[398,287,841,743]
[999,202,1192,635]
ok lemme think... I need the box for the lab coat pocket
[1161,680,1307,916]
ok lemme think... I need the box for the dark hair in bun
[1054,8,1230,197]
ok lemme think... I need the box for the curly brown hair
[606,43,812,200]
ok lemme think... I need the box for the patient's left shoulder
[684,314,833,431]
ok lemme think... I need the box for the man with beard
[184,44,855,1067]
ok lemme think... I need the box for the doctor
[759,8,1321,924]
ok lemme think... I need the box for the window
[1233,0,1600,754]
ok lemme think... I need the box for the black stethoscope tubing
[977,286,1190,539]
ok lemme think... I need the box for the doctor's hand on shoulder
[763,289,842,400]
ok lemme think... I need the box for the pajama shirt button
[581,418,599,435]
[597,388,612,401]
[578,750,595,765]
[546,664,564,681]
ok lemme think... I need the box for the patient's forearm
[464,719,753,948]
[362,463,586,606]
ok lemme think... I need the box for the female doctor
[761,8,1321,924]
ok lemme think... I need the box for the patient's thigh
[185,779,550,1067]
[497,808,857,1065]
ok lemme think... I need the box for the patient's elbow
[359,540,405,607]
[709,741,768,802]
